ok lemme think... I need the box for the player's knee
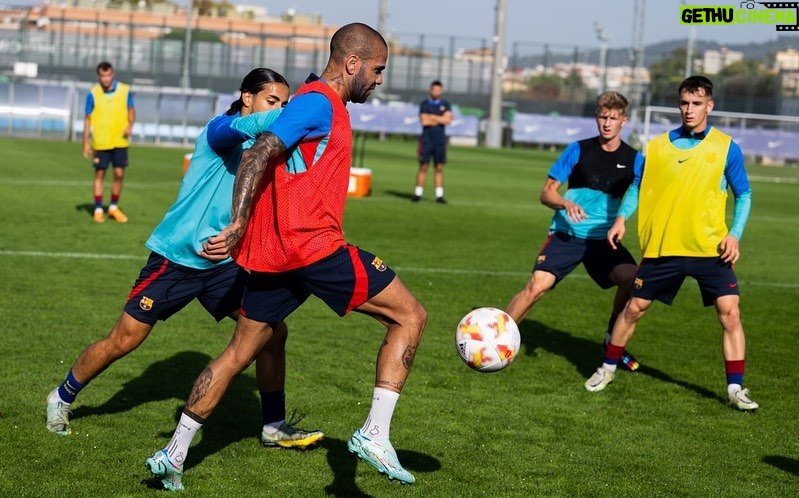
[718,305,741,327]
[108,327,148,357]
[398,300,427,340]
[526,280,550,302]
[266,321,288,348]
[411,301,427,332]
[624,299,649,321]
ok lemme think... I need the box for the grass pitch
[0,136,797,496]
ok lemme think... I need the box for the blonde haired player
[506,91,643,370]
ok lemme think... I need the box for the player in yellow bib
[584,76,757,412]
[82,61,135,223]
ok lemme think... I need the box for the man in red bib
[146,23,427,490]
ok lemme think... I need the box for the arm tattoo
[227,132,286,250]
[186,367,213,409]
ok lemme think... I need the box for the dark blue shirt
[420,98,451,143]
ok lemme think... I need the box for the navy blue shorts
[93,148,129,170]
[241,245,397,324]
[533,231,637,289]
[631,256,740,306]
[124,252,248,325]
[418,137,447,165]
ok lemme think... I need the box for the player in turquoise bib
[48,70,324,469]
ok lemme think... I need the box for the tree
[648,48,693,104]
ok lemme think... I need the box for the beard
[350,68,375,104]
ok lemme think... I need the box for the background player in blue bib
[505,91,644,371]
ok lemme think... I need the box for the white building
[703,48,744,75]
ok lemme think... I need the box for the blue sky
[248,0,793,49]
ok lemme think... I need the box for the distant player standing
[412,80,452,203]
[83,61,135,223]
[585,76,758,412]
[505,91,643,371]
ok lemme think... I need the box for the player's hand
[607,217,626,250]
[563,200,587,223]
[123,126,132,138]
[200,221,245,261]
[718,235,740,264]
[199,233,232,261]
[82,144,92,159]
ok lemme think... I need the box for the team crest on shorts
[139,296,154,311]
[634,278,643,290]
[537,255,546,263]
[371,256,387,272]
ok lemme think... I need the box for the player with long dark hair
[48,68,323,452]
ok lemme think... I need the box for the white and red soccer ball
[455,307,521,372]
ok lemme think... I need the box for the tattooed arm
[200,132,287,258]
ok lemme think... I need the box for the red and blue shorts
[124,252,248,325]
[93,148,128,170]
[533,231,637,289]
[630,256,740,306]
[240,245,396,324]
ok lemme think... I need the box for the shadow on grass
[75,202,95,217]
[763,455,799,476]
[383,189,417,201]
[322,437,441,497]
[78,352,441,490]
[72,351,213,419]
[72,351,263,470]
[519,319,724,405]
[517,319,604,378]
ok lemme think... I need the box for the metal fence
[0,8,793,135]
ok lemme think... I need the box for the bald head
[329,22,387,64]
[322,22,387,104]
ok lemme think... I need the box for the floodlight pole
[485,0,506,149]
[681,0,696,77]
[594,22,608,94]
[181,1,193,89]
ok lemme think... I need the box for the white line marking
[0,250,142,260]
[0,178,179,189]
[2,250,796,289]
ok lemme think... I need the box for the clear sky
[248,0,794,50]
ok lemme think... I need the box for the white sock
[601,362,618,373]
[360,387,400,441]
[48,389,68,405]
[414,186,423,196]
[165,412,203,468]
[728,383,742,396]
[262,420,284,434]
[435,187,444,198]
[94,207,103,214]
[108,203,118,211]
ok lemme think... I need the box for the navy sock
[57,370,85,404]
[260,390,286,425]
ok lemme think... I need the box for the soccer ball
[455,307,521,372]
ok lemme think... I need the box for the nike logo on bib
[616,164,627,168]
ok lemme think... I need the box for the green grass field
[1,135,797,496]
